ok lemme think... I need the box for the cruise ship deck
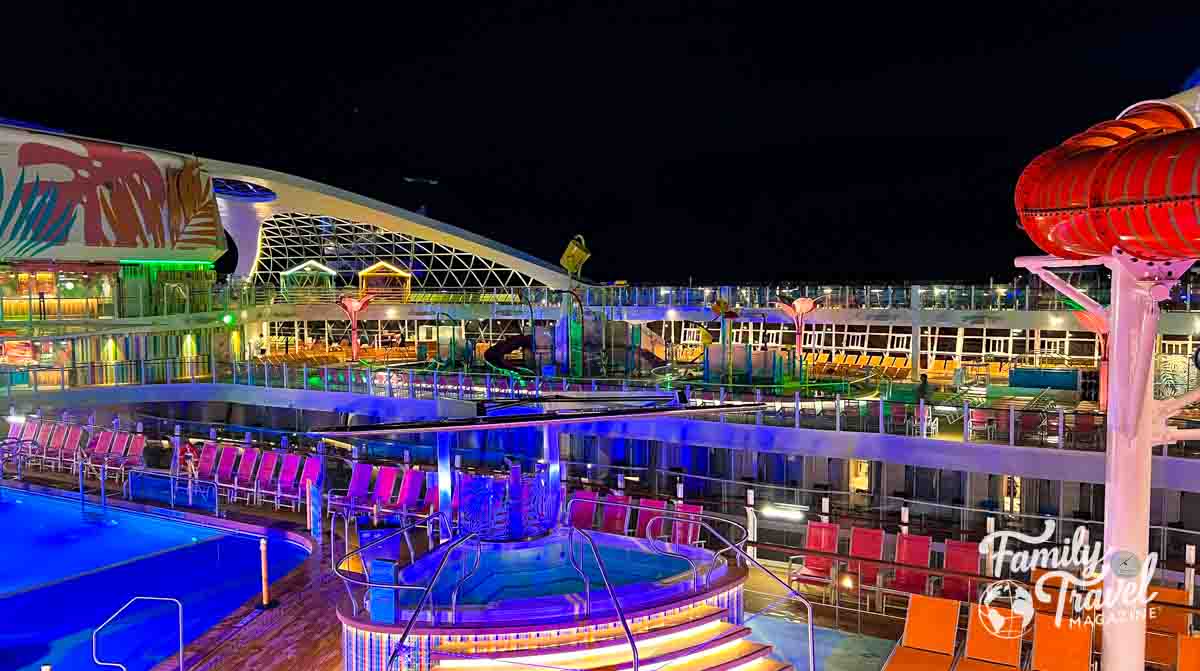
[3,72,1200,671]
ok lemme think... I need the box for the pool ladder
[92,595,184,670]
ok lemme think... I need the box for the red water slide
[1015,96,1200,261]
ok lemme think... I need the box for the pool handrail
[331,510,453,616]
[567,526,640,671]
[92,595,183,671]
[385,531,480,671]
[644,513,818,671]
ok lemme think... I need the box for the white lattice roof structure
[205,159,571,289]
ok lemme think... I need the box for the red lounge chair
[248,451,279,505]
[888,532,933,595]
[600,494,630,535]
[569,490,598,528]
[941,538,983,602]
[270,453,302,510]
[843,527,886,605]
[791,521,839,589]
[328,461,373,515]
[635,498,668,539]
[225,447,259,501]
[6,420,22,439]
[671,502,703,546]
[279,455,322,511]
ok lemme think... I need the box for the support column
[1100,265,1156,671]
[910,285,922,382]
[437,432,453,520]
[544,426,562,522]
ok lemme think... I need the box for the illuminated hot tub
[338,529,751,671]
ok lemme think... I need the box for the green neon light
[119,259,214,268]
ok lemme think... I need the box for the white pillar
[1099,263,1157,671]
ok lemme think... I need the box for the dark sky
[4,3,1199,283]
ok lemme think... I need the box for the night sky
[4,4,1198,283]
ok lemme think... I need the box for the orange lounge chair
[957,604,1022,669]
[1146,586,1193,667]
[1180,634,1200,670]
[1030,612,1092,671]
[880,594,960,671]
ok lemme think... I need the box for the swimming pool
[358,528,717,625]
[0,486,309,671]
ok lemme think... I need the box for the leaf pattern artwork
[167,160,222,249]
[17,139,167,248]
[0,167,78,258]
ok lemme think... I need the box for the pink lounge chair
[56,426,86,472]
[670,502,703,546]
[366,465,400,512]
[97,432,132,472]
[83,430,116,477]
[278,455,321,511]
[417,471,440,514]
[600,494,630,535]
[109,434,147,482]
[635,498,668,539]
[225,447,259,501]
[248,451,280,505]
[212,446,239,489]
[38,424,69,471]
[19,418,40,442]
[389,467,424,516]
[328,462,373,515]
[569,490,598,528]
[6,420,22,439]
[269,453,302,510]
[193,442,219,480]
[791,521,839,588]
[35,421,55,455]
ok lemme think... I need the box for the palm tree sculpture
[336,293,377,361]
[775,295,823,381]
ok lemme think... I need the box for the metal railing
[92,595,184,671]
[330,511,453,617]
[384,531,480,671]
[645,513,817,671]
[125,469,220,516]
[567,527,640,671]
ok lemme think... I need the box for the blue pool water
[0,487,309,671]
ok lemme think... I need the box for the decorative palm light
[336,294,376,361]
[776,295,822,380]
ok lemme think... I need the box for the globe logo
[978,580,1036,639]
